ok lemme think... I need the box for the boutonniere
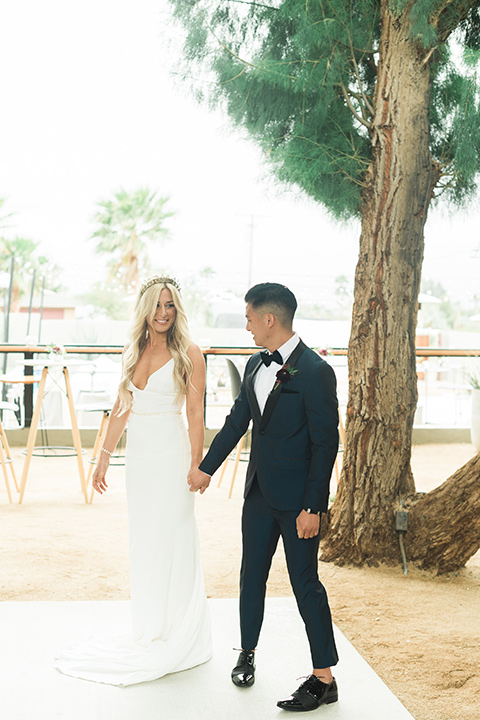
[273,363,300,391]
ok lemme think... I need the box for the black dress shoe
[277,675,338,711]
[231,649,255,687]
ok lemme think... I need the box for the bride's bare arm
[92,395,131,494]
[185,343,206,473]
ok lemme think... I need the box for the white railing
[0,345,478,430]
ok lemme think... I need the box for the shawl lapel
[245,354,263,424]
[259,340,307,432]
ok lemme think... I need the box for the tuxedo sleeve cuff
[199,460,213,477]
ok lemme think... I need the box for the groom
[188,283,339,712]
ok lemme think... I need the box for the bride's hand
[188,466,210,494]
[92,460,109,494]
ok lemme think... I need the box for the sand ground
[1,442,479,720]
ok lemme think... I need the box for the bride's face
[147,288,176,335]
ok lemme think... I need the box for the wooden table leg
[0,438,12,503]
[0,420,19,492]
[18,367,48,504]
[63,367,88,503]
[228,434,245,499]
[218,454,229,488]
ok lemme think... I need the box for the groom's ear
[265,312,275,327]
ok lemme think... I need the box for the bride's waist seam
[130,409,182,416]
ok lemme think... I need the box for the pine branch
[344,84,372,122]
[421,45,438,64]
[287,134,370,185]
[207,27,258,71]
[208,25,298,82]
[221,65,248,84]
[225,0,278,9]
[434,0,480,42]
[330,117,370,160]
[340,82,373,128]
[349,38,375,117]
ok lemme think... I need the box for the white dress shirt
[254,333,300,414]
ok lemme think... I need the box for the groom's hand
[296,510,320,539]
[188,467,211,494]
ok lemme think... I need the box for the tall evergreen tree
[169,0,480,571]
[91,188,173,293]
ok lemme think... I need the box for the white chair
[0,401,20,502]
[217,359,250,498]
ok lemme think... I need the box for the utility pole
[248,214,254,287]
[26,270,36,336]
[37,276,46,344]
[236,213,268,287]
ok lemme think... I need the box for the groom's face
[245,303,270,347]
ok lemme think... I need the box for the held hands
[296,509,320,539]
[188,466,211,494]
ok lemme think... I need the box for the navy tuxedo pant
[240,477,338,668]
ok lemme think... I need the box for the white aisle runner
[0,598,413,720]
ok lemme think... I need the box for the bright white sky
[1,0,479,305]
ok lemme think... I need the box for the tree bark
[406,452,480,573]
[323,4,441,565]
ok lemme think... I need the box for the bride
[55,275,212,685]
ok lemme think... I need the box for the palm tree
[91,188,174,293]
[0,197,15,232]
[0,236,61,311]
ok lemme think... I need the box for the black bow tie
[261,350,283,367]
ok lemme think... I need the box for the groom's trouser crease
[240,476,338,668]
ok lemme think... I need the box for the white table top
[21,359,94,368]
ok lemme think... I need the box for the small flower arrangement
[273,363,300,391]
[467,353,480,390]
[469,371,480,390]
[46,342,66,357]
[317,346,332,357]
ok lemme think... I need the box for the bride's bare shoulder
[187,342,204,364]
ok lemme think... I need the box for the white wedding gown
[55,360,212,685]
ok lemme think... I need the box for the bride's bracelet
[101,447,113,456]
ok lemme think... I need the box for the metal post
[24,351,34,427]
[203,353,208,424]
[37,276,45,344]
[2,288,6,341]
[1,288,5,403]
[26,270,36,335]
[2,257,14,400]
[248,215,254,287]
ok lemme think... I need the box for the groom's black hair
[244,282,297,328]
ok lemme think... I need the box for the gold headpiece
[139,275,181,296]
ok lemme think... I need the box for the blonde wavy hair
[117,280,193,415]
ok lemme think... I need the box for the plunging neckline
[131,358,174,392]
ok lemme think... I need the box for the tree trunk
[323,5,441,565]
[10,284,21,313]
[406,453,480,574]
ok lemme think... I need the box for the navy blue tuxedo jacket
[200,341,339,514]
